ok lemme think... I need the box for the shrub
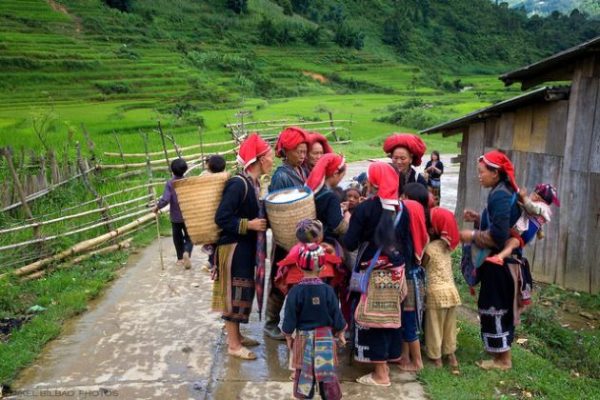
[187,51,254,72]
[95,82,130,95]
[302,26,321,46]
[258,17,278,45]
[277,0,294,15]
[102,0,132,12]
[333,24,365,50]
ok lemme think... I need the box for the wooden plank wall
[459,123,487,228]
[559,54,600,294]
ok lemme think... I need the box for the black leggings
[171,222,193,260]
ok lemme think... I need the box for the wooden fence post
[140,132,155,197]
[2,147,41,239]
[81,123,96,162]
[156,121,170,168]
[328,111,339,142]
[198,127,205,173]
[113,131,126,167]
[76,142,113,232]
[49,150,60,186]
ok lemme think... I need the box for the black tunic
[214,175,259,323]
[343,197,415,362]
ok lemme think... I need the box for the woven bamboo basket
[265,187,316,250]
[173,172,230,244]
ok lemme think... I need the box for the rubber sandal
[240,336,260,347]
[450,365,460,375]
[356,373,391,387]
[485,255,504,266]
[228,346,257,360]
[476,359,511,371]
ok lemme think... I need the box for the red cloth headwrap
[305,153,345,192]
[402,199,430,262]
[275,126,309,158]
[307,132,333,155]
[478,150,519,192]
[430,207,460,250]
[383,133,427,166]
[237,133,270,171]
[367,162,399,211]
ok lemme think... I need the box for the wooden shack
[421,36,600,294]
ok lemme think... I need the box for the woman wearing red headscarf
[213,133,274,360]
[383,133,428,195]
[459,150,523,371]
[264,126,310,340]
[343,162,429,386]
[305,132,334,172]
[305,153,349,243]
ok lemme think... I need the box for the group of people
[155,127,559,400]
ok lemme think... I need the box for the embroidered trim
[299,277,324,285]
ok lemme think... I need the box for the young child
[200,154,227,272]
[341,183,362,215]
[153,158,193,269]
[275,220,343,296]
[422,207,461,373]
[282,233,346,400]
[486,183,559,265]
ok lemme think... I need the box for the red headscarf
[275,126,309,158]
[237,133,270,171]
[307,132,333,155]
[383,133,427,166]
[402,199,430,262]
[479,150,519,192]
[305,153,345,192]
[367,162,399,211]
[430,207,460,250]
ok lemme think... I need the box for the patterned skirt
[292,327,341,400]
[477,261,515,353]
[211,241,256,324]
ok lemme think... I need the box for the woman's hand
[340,201,349,212]
[463,209,480,223]
[247,218,267,232]
[336,331,346,347]
[459,229,474,243]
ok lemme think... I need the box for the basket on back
[173,172,230,244]
[265,187,316,250]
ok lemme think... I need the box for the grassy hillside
[2,0,598,159]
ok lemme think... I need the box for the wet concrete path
[9,156,458,400]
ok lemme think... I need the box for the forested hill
[5,0,598,70]
[502,0,600,18]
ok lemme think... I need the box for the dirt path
[7,157,460,399]
[8,239,426,400]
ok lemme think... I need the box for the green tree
[226,0,248,14]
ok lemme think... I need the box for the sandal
[450,365,460,375]
[485,255,504,266]
[228,346,257,360]
[240,336,260,347]
[476,359,511,371]
[356,373,391,387]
